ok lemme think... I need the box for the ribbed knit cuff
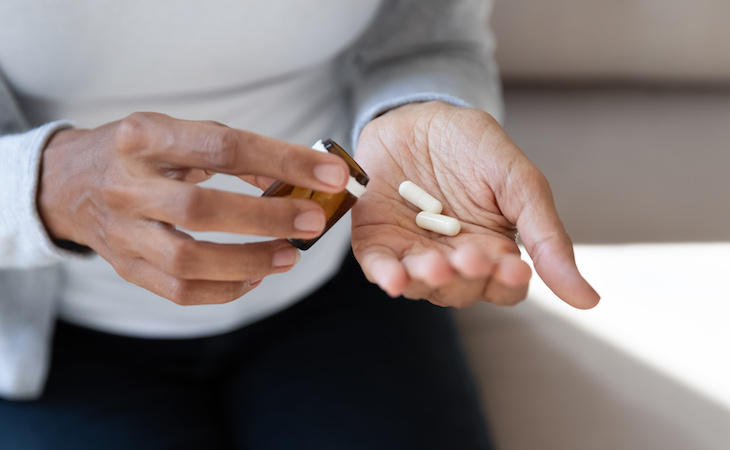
[350,55,503,151]
[0,121,93,268]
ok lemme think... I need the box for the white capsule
[398,181,443,214]
[415,211,461,236]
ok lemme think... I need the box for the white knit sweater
[0,0,502,399]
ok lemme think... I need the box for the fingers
[127,178,327,238]
[482,253,531,306]
[521,228,600,309]
[513,174,601,309]
[116,112,349,192]
[42,112,344,306]
[358,246,410,298]
[114,258,260,306]
[449,245,494,278]
[135,227,301,281]
[402,250,455,287]
[357,244,532,307]
[404,249,530,307]
[100,223,301,304]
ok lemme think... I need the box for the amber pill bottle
[262,139,369,250]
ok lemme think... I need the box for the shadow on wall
[455,301,730,450]
[471,3,730,449]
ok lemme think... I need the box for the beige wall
[491,0,730,83]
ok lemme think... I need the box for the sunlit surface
[525,242,730,409]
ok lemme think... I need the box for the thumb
[510,173,600,309]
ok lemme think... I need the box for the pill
[398,181,443,214]
[415,211,461,236]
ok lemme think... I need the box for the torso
[0,0,383,337]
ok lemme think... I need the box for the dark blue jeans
[0,252,493,450]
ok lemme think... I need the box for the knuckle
[473,107,498,125]
[165,240,196,278]
[166,279,196,305]
[523,169,552,194]
[530,231,572,268]
[99,183,126,210]
[206,129,240,169]
[115,113,149,154]
[201,120,226,128]
[112,258,136,282]
[167,280,244,306]
[221,283,247,303]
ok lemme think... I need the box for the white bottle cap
[312,140,366,198]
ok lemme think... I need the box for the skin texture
[351,101,600,309]
[38,112,350,305]
[38,103,599,310]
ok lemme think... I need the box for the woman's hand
[38,112,349,305]
[351,101,600,309]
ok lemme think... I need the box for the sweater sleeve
[0,121,92,268]
[343,0,503,149]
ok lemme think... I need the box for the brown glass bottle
[262,139,369,250]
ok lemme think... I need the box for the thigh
[222,252,493,450]
[0,322,228,450]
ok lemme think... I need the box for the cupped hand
[38,112,350,305]
[351,101,600,309]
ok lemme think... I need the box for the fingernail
[249,278,263,288]
[272,247,301,268]
[294,210,325,232]
[314,163,347,187]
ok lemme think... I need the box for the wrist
[37,127,84,246]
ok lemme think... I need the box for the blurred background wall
[494,0,730,83]
[456,2,730,449]
[490,0,730,243]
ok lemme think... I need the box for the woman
[0,1,598,448]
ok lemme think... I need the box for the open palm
[351,102,599,309]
